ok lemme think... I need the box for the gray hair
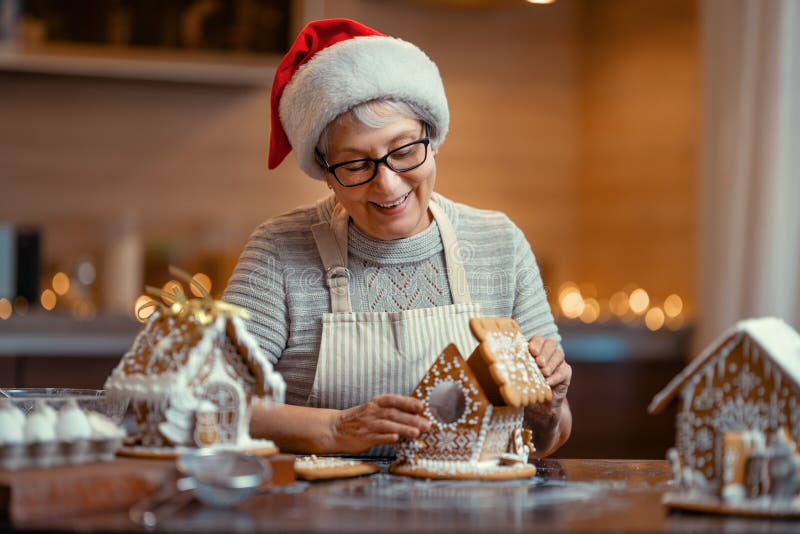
[316,99,438,160]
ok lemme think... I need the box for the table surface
[5,458,800,532]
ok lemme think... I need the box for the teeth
[376,192,409,208]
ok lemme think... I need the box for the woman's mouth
[371,191,412,211]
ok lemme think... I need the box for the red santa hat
[269,18,449,180]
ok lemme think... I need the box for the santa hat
[269,18,449,180]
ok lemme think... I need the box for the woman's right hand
[329,394,431,454]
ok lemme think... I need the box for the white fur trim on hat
[279,35,449,180]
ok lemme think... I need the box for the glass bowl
[2,388,130,425]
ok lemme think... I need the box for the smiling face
[322,112,436,241]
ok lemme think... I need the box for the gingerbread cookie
[294,455,379,481]
[468,318,552,407]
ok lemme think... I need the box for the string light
[580,297,600,324]
[629,288,650,315]
[40,289,57,311]
[554,280,689,328]
[559,282,585,319]
[645,307,665,331]
[664,294,683,318]
[52,272,70,296]
[0,298,11,320]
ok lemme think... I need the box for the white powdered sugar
[295,455,364,469]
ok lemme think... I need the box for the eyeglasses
[317,133,431,188]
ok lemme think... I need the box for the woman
[224,18,572,457]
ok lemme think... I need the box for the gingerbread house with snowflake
[105,299,285,452]
[649,316,800,515]
[391,318,552,480]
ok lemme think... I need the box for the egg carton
[0,436,123,471]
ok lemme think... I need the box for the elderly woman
[224,19,572,457]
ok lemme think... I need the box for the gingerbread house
[105,295,285,454]
[391,318,552,480]
[649,316,800,515]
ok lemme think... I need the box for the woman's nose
[371,162,403,190]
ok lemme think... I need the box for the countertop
[4,458,798,532]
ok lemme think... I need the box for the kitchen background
[1,0,798,459]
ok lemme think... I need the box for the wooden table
[4,458,799,532]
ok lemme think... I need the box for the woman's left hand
[525,335,572,456]
[529,335,570,410]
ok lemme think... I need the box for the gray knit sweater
[223,193,560,406]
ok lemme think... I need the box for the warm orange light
[580,297,600,323]
[190,273,212,297]
[162,280,182,305]
[40,289,57,311]
[0,298,11,320]
[629,288,650,315]
[557,281,579,302]
[558,282,584,319]
[526,0,555,4]
[134,295,156,323]
[609,291,629,316]
[645,307,665,331]
[664,294,683,318]
[52,272,70,296]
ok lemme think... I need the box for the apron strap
[311,204,352,313]
[428,200,472,305]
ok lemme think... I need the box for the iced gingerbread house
[391,318,552,480]
[105,275,285,456]
[649,317,800,516]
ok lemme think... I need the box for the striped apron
[307,199,481,456]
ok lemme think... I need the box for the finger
[375,394,425,414]
[546,361,572,389]
[539,342,564,377]
[371,419,425,440]
[528,335,545,356]
[382,407,431,432]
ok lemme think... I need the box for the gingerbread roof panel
[468,318,552,408]
[648,316,800,414]
[120,311,201,377]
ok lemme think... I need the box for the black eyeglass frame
[317,127,431,188]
